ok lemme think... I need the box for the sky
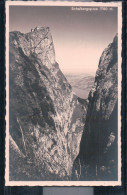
[9,5,117,75]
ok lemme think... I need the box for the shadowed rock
[73,35,118,181]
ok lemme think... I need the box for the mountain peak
[10,26,56,66]
[9,25,87,180]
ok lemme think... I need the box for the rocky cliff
[9,26,87,180]
[73,35,118,181]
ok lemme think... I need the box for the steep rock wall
[73,35,118,181]
[9,27,87,180]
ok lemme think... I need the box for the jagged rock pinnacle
[10,26,56,67]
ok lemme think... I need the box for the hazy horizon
[9,5,117,75]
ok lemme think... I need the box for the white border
[5,1,122,186]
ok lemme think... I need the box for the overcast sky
[9,6,117,75]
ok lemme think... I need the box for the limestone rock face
[73,35,118,181]
[9,27,87,180]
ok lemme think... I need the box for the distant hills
[65,73,95,99]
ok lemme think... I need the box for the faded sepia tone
[5,1,122,186]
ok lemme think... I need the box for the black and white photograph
[5,1,122,186]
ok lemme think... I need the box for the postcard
[5,1,122,186]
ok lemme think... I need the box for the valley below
[65,73,95,99]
